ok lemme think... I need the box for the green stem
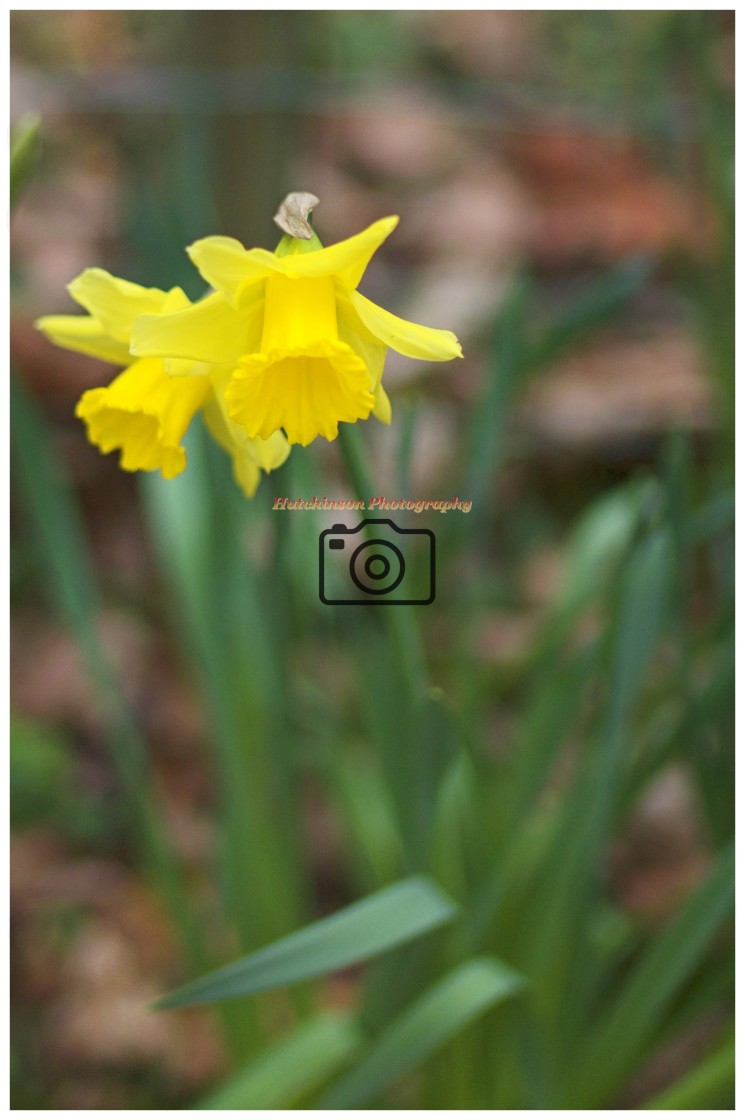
[336,425,428,698]
[141,449,304,954]
[336,422,440,879]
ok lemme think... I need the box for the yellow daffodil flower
[35,268,290,496]
[131,217,463,447]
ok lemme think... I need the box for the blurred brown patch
[511,129,714,264]
[12,830,223,1103]
[611,767,709,921]
[518,325,711,452]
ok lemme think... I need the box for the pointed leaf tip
[155,876,458,1009]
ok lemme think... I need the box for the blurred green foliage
[12,275,733,1106]
[10,8,733,1110]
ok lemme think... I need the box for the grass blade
[156,876,458,1009]
[319,958,525,1109]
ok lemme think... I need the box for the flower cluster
[36,214,462,497]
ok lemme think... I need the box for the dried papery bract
[273,191,321,240]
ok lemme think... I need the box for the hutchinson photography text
[273,496,473,514]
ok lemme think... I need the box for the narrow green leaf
[196,1013,362,1109]
[523,529,673,1003]
[11,375,206,974]
[319,958,525,1109]
[156,877,458,1009]
[395,399,418,496]
[337,425,428,699]
[604,528,672,734]
[333,751,404,889]
[10,113,41,210]
[525,256,653,372]
[643,1034,734,1110]
[430,752,479,903]
[507,644,594,829]
[141,426,212,619]
[568,845,734,1106]
[412,689,461,864]
[464,277,529,519]
[690,491,735,543]
[351,627,418,864]
[142,433,306,949]
[551,480,649,623]
[11,376,99,638]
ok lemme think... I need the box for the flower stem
[336,425,429,698]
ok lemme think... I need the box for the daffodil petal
[35,314,132,366]
[246,428,291,473]
[67,268,171,342]
[75,358,209,478]
[202,378,290,497]
[231,453,262,498]
[349,291,463,362]
[337,295,391,422]
[163,358,204,378]
[281,217,399,289]
[131,290,264,366]
[373,382,392,425]
[186,237,279,307]
[161,287,192,314]
[187,218,398,304]
[336,291,387,389]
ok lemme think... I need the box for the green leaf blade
[319,957,526,1109]
[196,1013,362,1110]
[11,376,100,639]
[568,845,734,1106]
[526,255,654,373]
[643,1034,734,1110]
[156,876,458,1009]
[10,113,41,211]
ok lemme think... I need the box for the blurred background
[10,10,734,1110]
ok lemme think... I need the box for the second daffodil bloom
[131,216,463,447]
[35,268,290,497]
